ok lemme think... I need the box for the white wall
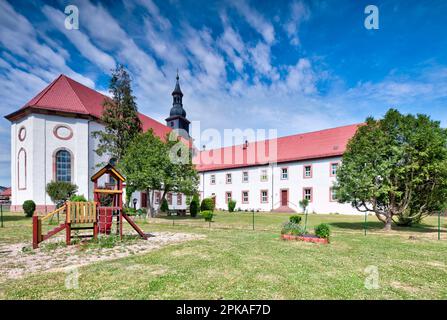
[199,156,356,214]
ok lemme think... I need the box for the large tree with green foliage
[92,65,142,163]
[335,109,447,230]
[119,130,199,217]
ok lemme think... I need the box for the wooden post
[32,214,40,249]
[66,223,71,245]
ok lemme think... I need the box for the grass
[0,210,446,299]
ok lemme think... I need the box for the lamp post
[132,198,137,210]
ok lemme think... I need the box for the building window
[303,188,313,202]
[17,148,26,190]
[242,191,249,204]
[141,192,147,208]
[260,169,268,182]
[225,191,232,203]
[303,165,312,179]
[261,190,268,203]
[167,193,173,205]
[177,193,182,205]
[281,167,288,180]
[55,149,72,182]
[226,173,232,184]
[210,174,216,185]
[330,162,339,176]
[155,192,161,204]
[330,187,337,202]
[242,171,249,183]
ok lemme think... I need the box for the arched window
[55,149,72,182]
[18,148,26,189]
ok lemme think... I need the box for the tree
[92,65,142,163]
[335,109,447,230]
[119,129,199,217]
[46,181,78,208]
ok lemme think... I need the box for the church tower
[166,72,190,138]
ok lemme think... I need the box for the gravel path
[0,232,205,282]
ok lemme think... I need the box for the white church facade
[6,74,187,212]
[6,73,359,214]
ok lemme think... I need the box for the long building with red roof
[195,123,359,213]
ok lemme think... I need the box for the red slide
[122,213,148,240]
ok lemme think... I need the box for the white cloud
[284,1,310,46]
[232,0,275,44]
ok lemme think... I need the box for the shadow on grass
[0,213,31,222]
[329,221,438,233]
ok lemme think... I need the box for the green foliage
[137,208,147,217]
[201,198,215,212]
[69,194,87,202]
[119,129,199,217]
[22,200,36,217]
[190,194,200,217]
[299,199,309,213]
[124,207,136,215]
[228,199,236,212]
[281,222,305,236]
[336,109,447,228]
[160,198,169,212]
[46,181,78,207]
[315,223,331,239]
[289,215,302,224]
[201,210,214,222]
[92,65,142,162]
[98,193,113,207]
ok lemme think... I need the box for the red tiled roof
[0,187,11,197]
[5,74,172,139]
[195,124,361,172]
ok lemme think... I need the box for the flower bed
[281,233,329,244]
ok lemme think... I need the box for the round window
[53,125,73,140]
[18,126,26,141]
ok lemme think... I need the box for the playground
[0,207,446,299]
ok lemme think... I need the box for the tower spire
[166,70,190,138]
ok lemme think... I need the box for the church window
[55,149,72,182]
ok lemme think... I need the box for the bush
[281,221,305,236]
[125,207,137,215]
[69,194,87,202]
[46,181,78,207]
[189,195,199,218]
[201,210,214,222]
[289,215,302,224]
[137,207,147,217]
[228,199,236,212]
[160,198,169,212]
[22,200,36,217]
[200,198,215,212]
[315,223,331,239]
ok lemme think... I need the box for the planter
[281,234,329,244]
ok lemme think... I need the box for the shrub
[22,200,36,217]
[69,194,87,202]
[315,223,331,239]
[46,181,78,207]
[200,198,215,212]
[228,199,236,212]
[160,198,169,212]
[201,210,214,222]
[281,221,305,236]
[289,215,302,224]
[190,200,199,217]
[125,207,136,215]
[138,207,147,217]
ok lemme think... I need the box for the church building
[5,74,189,212]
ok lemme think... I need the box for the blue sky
[1,0,447,186]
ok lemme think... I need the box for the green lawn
[0,210,446,299]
